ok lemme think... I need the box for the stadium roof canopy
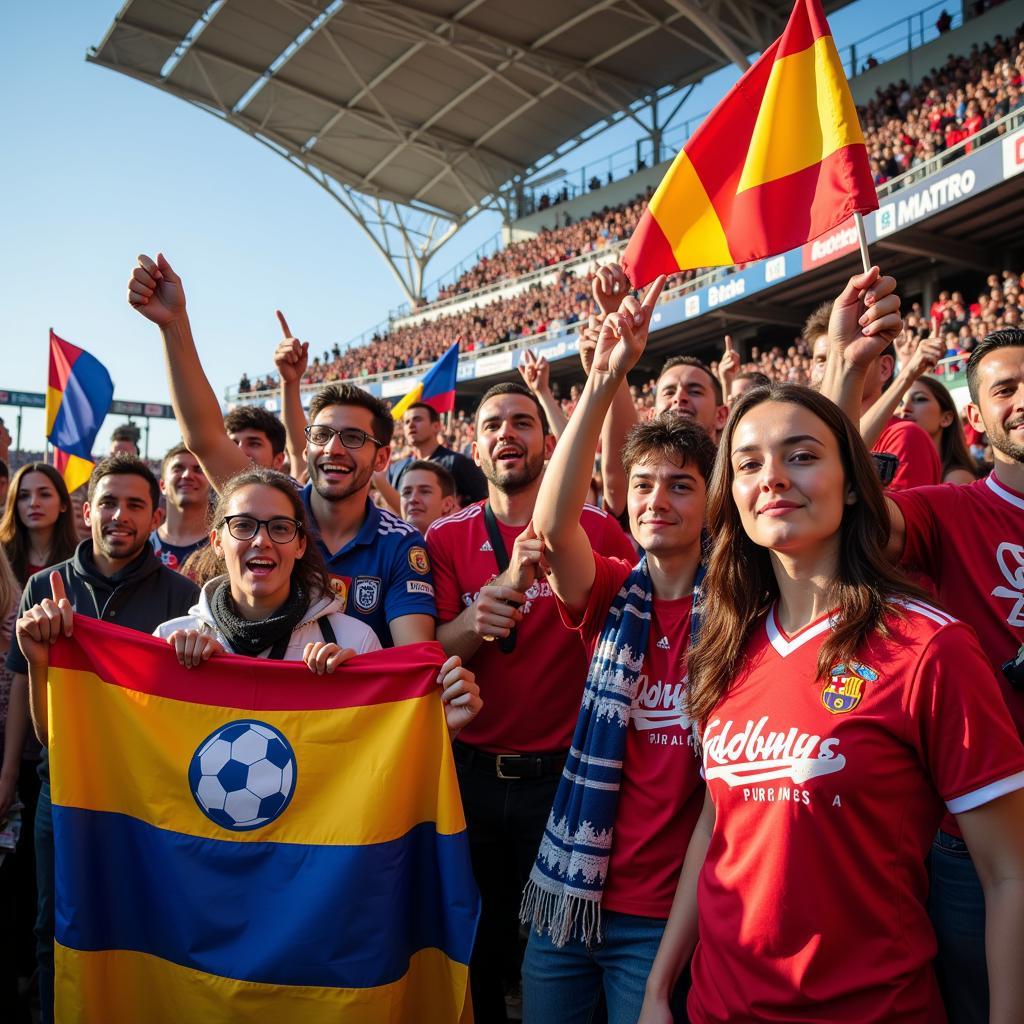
[89,0,851,301]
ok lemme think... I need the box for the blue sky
[2,0,925,457]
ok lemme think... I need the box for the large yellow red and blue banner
[48,617,479,1023]
[622,0,877,286]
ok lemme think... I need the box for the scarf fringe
[520,877,603,948]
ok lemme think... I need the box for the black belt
[453,742,567,780]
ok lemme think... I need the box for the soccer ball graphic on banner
[188,720,297,831]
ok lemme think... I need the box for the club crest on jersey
[352,576,381,613]
[328,574,350,610]
[408,546,431,574]
[822,662,877,714]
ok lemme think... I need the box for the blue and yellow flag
[46,330,114,493]
[48,618,479,1023]
[391,341,460,420]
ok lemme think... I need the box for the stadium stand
[233,20,1024,403]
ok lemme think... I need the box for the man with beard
[825,304,1024,1024]
[300,384,436,647]
[150,443,211,572]
[427,381,634,1021]
[126,253,435,647]
[7,455,197,1023]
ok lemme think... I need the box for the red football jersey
[427,502,635,752]
[561,553,704,918]
[891,473,1024,736]
[689,600,1024,1024]
[873,416,941,491]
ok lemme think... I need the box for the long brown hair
[0,463,78,583]
[0,544,19,626]
[912,376,978,481]
[208,468,331,601]
[687,383,929,723]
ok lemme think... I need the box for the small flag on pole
[46,330,114,493]
[391,341,460,420]
[622,0,877,287]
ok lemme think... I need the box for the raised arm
[517,349,568,439]
[859,332,944,449]
[534,274,665,614]
[818,266,904,424]
[591,265,640,518]
[127,253,248,491]
[273,311,310,482]
[717,334,740,403]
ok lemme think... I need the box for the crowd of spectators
[862,27,1024,184]
[435,195,650,299]
[234,23,1024,404]
[381,267,1024,467]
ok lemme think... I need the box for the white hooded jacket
[153,576,382,660]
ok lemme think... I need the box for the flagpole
[854,213,871,274]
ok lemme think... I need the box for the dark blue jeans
[928,830,987,1024]
[35,782,53,1024]
[523,910,687,1024]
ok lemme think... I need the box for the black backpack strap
[266,633,291,660]
[482,503,517,654]
[318,616,337,645]
[268,616,335,659]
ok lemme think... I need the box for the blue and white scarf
[521,555,706,946]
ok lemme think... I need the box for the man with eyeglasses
[127,254,436,648]
[298,384,436,646]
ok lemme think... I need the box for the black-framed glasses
[304,425,383,450]
[221,515,302,544]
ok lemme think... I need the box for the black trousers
[456,754,562,1024]
[0,758,41,1023]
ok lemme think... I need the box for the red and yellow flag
[622,0,876,287]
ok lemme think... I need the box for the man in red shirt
[825,307,1024,1022]
[808,299,941,489]
[428,382,634,1021]
[518,276,709,1021]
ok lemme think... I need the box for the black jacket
[6,539,198,676]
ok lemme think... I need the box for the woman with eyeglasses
[148,468,481,734]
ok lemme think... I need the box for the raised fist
[128,253,186,327]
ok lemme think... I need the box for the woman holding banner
[636,377,1024,1023]
[17,469,482,737]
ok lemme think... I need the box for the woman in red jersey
[897,375,978,484]
[639,383,1024,1024]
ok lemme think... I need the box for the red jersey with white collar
[873,416,941,491]
[560,553,704,918]
[427,502,635,752]
[890,473,1024,735]
[689,600,1024,1024]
